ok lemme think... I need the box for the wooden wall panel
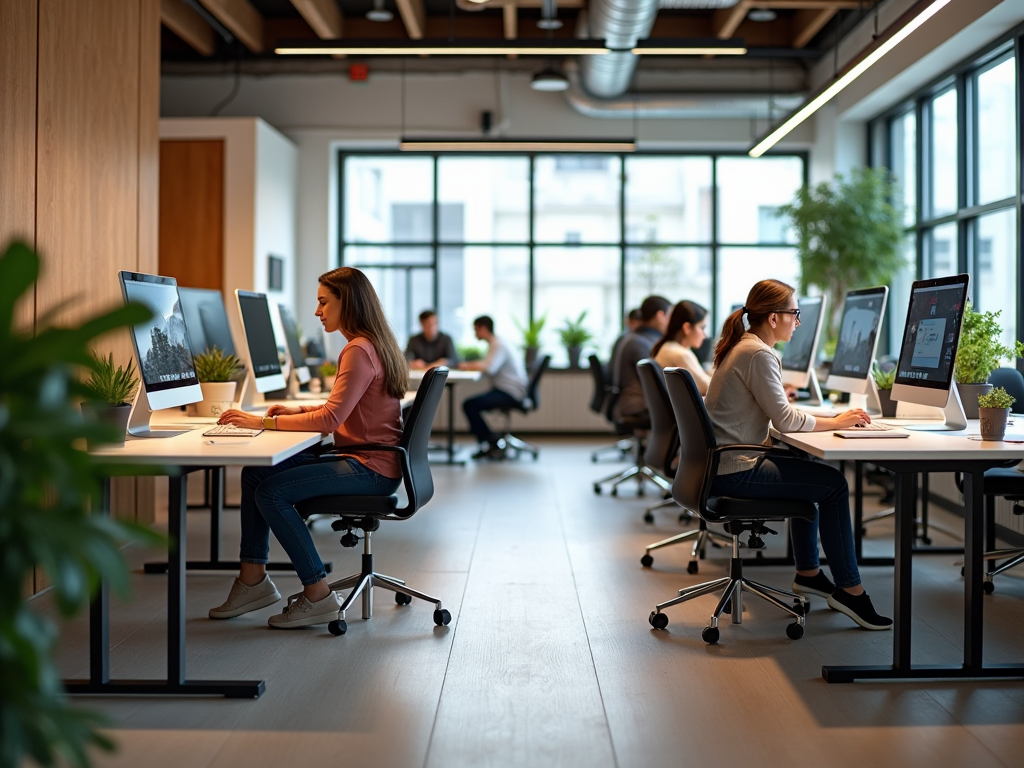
[159,139,225,289]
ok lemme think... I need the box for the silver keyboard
[202,424,264,437]
[850,422,895,432]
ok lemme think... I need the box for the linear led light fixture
[749,0,953,157]
[275,38,612,56]
[399,139,637,152]
[632,38,746,56]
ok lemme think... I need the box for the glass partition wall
[340,152,805,367]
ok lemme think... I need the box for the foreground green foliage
[953,302,1024,384]
[0,241,164,768]
[193,346,242,383]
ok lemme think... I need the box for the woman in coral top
[210,267,408,629]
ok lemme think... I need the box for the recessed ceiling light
[747,9,777,22]
[531,67,569,92]
[366,0,393,23]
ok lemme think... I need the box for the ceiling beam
[793,7,838,49]
[161,0,216,56]
[198,0,264,53]
[712,0,751,39]
[395,0,427,40]
[290,0,343,39]
[502,3,517,39]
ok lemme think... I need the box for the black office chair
[292,366,451,636]
[649,368,813,643]
[588,354,633,463]
[492,354,551,460]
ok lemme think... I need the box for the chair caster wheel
[433,608,452,626]
[686,561,699,575]
[786,622,804,640]
[395,592,412,605]
[649,611,669,630]
[328,619,347,636]
[701,626,719,644]
[641,553,654,568]
[861,527,867,537]
[643,512,654,524]
[983,580,995,594]
[921,536,932,546]
[610,487,618,497]
[679,513,692,525]
[960,566,965,577]
[593,485,602,494]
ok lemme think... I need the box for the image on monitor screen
[829,287,888,383]
[780,297,824,373]
[893,275,969,392]
[120,274,199,394]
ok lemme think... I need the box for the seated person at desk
[405,309,459,370]
[706,279,892,630]
[459,315,528,460]
[651,299,711,396]
[612,295,671,420]
[211,267,408,629]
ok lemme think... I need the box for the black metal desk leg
[209,467,223,563]
[854,461,864,560]
[893,470,916,671]
[90,478,112,685]
[447,381,456,462]
[963,469,985,672]
[168,474,187,686]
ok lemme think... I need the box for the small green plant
[871,362,896,391]
[193,346,241,383]
[514,313,547,349]
[83,352,139,406]
[978,386,1016,409]
[953,302,1024,384]
[457,343,484,362]
[319,360,338,378]
[558,311,593,348]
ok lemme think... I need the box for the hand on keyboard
[850,422,894,432]
[203,423,263,437]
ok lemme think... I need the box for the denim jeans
[710,455,861,589]
[239,449,401,586]
[462,388,521,444]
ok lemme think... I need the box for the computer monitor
[780,296,826,404]
[826,286,889,397]
[118,271,203,437]
[891,273,970,431]
[278,304,311,392]
[235,289,287,409]
[178,287,237,357]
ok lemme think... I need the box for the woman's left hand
[218,409,264,429]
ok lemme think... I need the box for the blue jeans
[710,455,861,589]
[239,449,401,586]
[462,388,521,444]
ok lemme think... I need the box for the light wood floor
[37,438,1024,768]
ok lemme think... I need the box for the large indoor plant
[558,311,593,369]
[0,241,162,768]
[192,346,242,417]
[81,353,139,448]
[778,167,906,347]
[515,313,547,369]
[953,302,1024,419]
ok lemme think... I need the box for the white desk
[409,368,482,464]
[771,422,1024,683]
[68,429,322,699]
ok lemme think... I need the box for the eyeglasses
[774,309,801,321]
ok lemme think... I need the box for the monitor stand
[900,384,968,432]
[862,378,883,416]
[804,368,825,407]
[237,374,266,412]
[127,388,190,438]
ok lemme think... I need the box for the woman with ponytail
[704,279,892,631]
[652,300,711,395]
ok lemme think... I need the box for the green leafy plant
[193,346,242,383]
[978,386,1016,410]
[319,360,338,378]
[514,313,547,349]
[953,302,1024,384]
[558,311,593,348]
[778,167,906,344]
[871,362,896,391]
[457,343,484,362]
[0,241,164,768]
[83,353,139,406]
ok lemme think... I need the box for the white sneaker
[208,575,281,619]
[268,591,342,629]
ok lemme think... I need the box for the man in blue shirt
[459,315,529,460]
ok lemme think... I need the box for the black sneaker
[792,571,835,599]
[827,589,893,630]
[471,442,505,460]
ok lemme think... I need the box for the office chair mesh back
[588,354,607,414]
[988,367,1024,414]
[397,366,448,516]
[637,359,679,477]
[523,355,551,411]
[663,368,718,519]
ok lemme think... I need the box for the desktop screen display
[278,305,306,371]
[893,275,969,392]
[119,272,199,395]
[780,297,824,373]
[178,287,236,357]
[830,288,887,380]
[236,291,286,394]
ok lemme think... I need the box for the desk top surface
[770,419,1024,462]
[409,369,481,382]
[89,428,322,467]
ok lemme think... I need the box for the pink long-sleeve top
[275,337,403,479]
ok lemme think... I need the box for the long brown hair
[319,267,409,399]
[713,279,795,369]
[651,300,707,359]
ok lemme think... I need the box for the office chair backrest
[397,365,448,516]
[588,354,607,414]
[663,368,718,519]
[988,367,1024,414]
[637,359,679,476]
[524,354,551,411]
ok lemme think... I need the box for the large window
[340,153,806,367]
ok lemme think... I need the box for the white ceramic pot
[195,381,237,417]
[322,374,337,392]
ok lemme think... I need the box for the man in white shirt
[459,315,529,459]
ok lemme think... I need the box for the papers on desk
[833,430,909,439]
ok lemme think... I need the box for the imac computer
[278,303,311,396]
[235,289,287,409]
[178,287,237,357]
[780,295,827,407]
[890,273,970,431]
[825,286,889,412]
[118,272,203,436]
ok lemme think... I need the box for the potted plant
[319,360,338,390]
[192,346,242,417]
[81,352,140,449]
[978,386,1015,441]
[457,343,484,362]
[953,302,1024,419]
[1,241,162,768]
[558,311,593,369]
[515,313,547,369]
[871,362,898,418]
[778,167,906,347]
